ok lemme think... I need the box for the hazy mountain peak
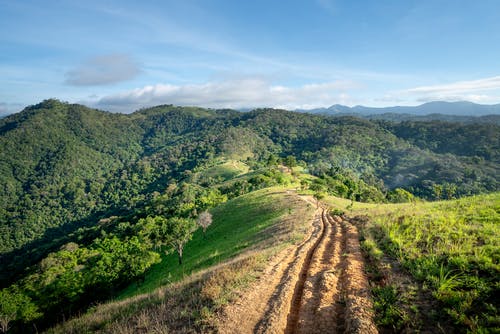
[301,101,500,116]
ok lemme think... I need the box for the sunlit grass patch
[349,193,500,332]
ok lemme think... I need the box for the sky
[1,0,500,115]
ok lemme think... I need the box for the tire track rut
[287,211,378,334]
[220,208,324,334]
[284,209,329,334]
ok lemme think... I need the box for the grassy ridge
[37,172,500,332]
[119,186,313,298]
[326,193,499,332]
[47,186,315,333]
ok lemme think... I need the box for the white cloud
[95,78,359,112]
[65,54,141,86]
[403,76,500,103]
[414,94,499,104]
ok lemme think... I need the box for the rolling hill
[45,187,499,334]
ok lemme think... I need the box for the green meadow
[327,193,500,332]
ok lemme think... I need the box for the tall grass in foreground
[330,193,499,332]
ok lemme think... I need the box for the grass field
[326,193,500,332]
[193,160,250,183]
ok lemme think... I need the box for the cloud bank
[95,78,358,112]
[65,54,141,86]
[404,76,500,103]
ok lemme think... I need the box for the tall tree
[0,288,40,333]
[283,155,297,172]
[167,217,197,265]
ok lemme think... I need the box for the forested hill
[1,99,498,272]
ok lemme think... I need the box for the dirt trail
[219,206,377,334]
[283,210,329,334]
[219,210,323,334]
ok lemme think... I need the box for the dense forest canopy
[1,99,498,258]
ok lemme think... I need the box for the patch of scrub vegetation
[359,221,449,333]
[331,193,500,332]
[119,186,314,298]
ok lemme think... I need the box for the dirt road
[220,208,377,334]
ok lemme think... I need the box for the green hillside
[190,160,250,185]
[46,186,315,334]
[44,190,500,333]
[1,101,498,262]
[0,100,499,332]
[119,186,313,299]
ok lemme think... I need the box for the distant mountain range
[298,101,500,117]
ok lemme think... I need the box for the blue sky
[1,0,500,114]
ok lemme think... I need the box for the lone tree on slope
[168,217,197,265]
[197,211,213,238]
